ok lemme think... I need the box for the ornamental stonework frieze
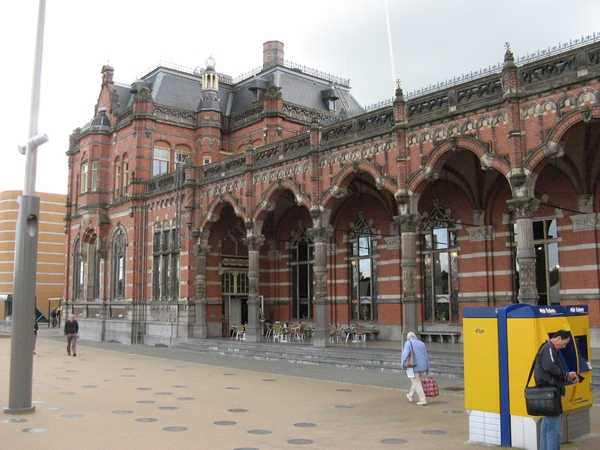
[467,225,495,241]
[571,213,597,231]
[319,139,393,169]
[201,180,245,199]
[252,161,310,184]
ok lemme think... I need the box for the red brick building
[64,39,600,347]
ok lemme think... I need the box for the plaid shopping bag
[422,376,439,397]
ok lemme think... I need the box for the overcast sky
[1,0,598,195]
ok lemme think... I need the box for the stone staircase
[172,338,465,378]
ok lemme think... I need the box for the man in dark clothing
[534,330,579,450]
[64,314,79,356]
[33,321,39,354]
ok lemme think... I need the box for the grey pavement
[1,329,598,450]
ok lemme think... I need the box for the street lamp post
[4,0,48,415]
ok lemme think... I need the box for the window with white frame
[91,161,98,191]
[80,162,89,193]
[153,147,170,177]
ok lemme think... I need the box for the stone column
[193,243,209,338]
[242,235,264,343]
[507,197,540,305]
[307,225,333,347]
[397,214,420,340]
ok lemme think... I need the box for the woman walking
[401,331,431,406]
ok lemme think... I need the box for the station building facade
[63,39,600,347]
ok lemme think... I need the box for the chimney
[263,41,284,68]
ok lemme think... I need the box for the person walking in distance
[534,330,580,450]
[33,321,39,354]
[401,331,431,406]
[50,308,57,327]
[64,314,79,356]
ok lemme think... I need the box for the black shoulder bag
[524,345,563,417]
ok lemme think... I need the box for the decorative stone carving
[518,259,537,294]
[480,153,494,170]
[307,226,333,243]
[507,197,539,219]
[571,213,597,231]
[402,269,416,297]
[331,186,347,198]
[543,141,565,158]
[384,236,400,249]
[467,225,494,241]
[422,166,439,181]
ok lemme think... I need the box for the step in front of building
[172,338,465,378]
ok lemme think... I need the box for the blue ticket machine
[464,304,593,449]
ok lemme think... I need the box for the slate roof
[87,57,362,126]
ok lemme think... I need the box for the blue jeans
[540,415,562,450]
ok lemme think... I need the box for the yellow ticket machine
[464,304,593,449]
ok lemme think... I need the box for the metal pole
[5,0,47,415]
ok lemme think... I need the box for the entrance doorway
[222,296,248,337]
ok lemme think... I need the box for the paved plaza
[2,330,599,450]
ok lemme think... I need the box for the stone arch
[201,193,246,233]
[525,106,600,174]
[409,136,510,195]
[154,139,170,149]
[256,178,311,223]
[321,160,397,210]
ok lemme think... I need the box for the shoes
[406,393,413,403]
[73,354,76,357]
[417,401,427,406]
[68,353,71,356]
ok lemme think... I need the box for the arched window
[421,202,459,322]
[349,212,378,321]
[290,225,314,320]
[112,229,127,299]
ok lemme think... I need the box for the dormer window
[248,77,268,103]
[321,87,339,112]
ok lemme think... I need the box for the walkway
[1,330,598,450]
